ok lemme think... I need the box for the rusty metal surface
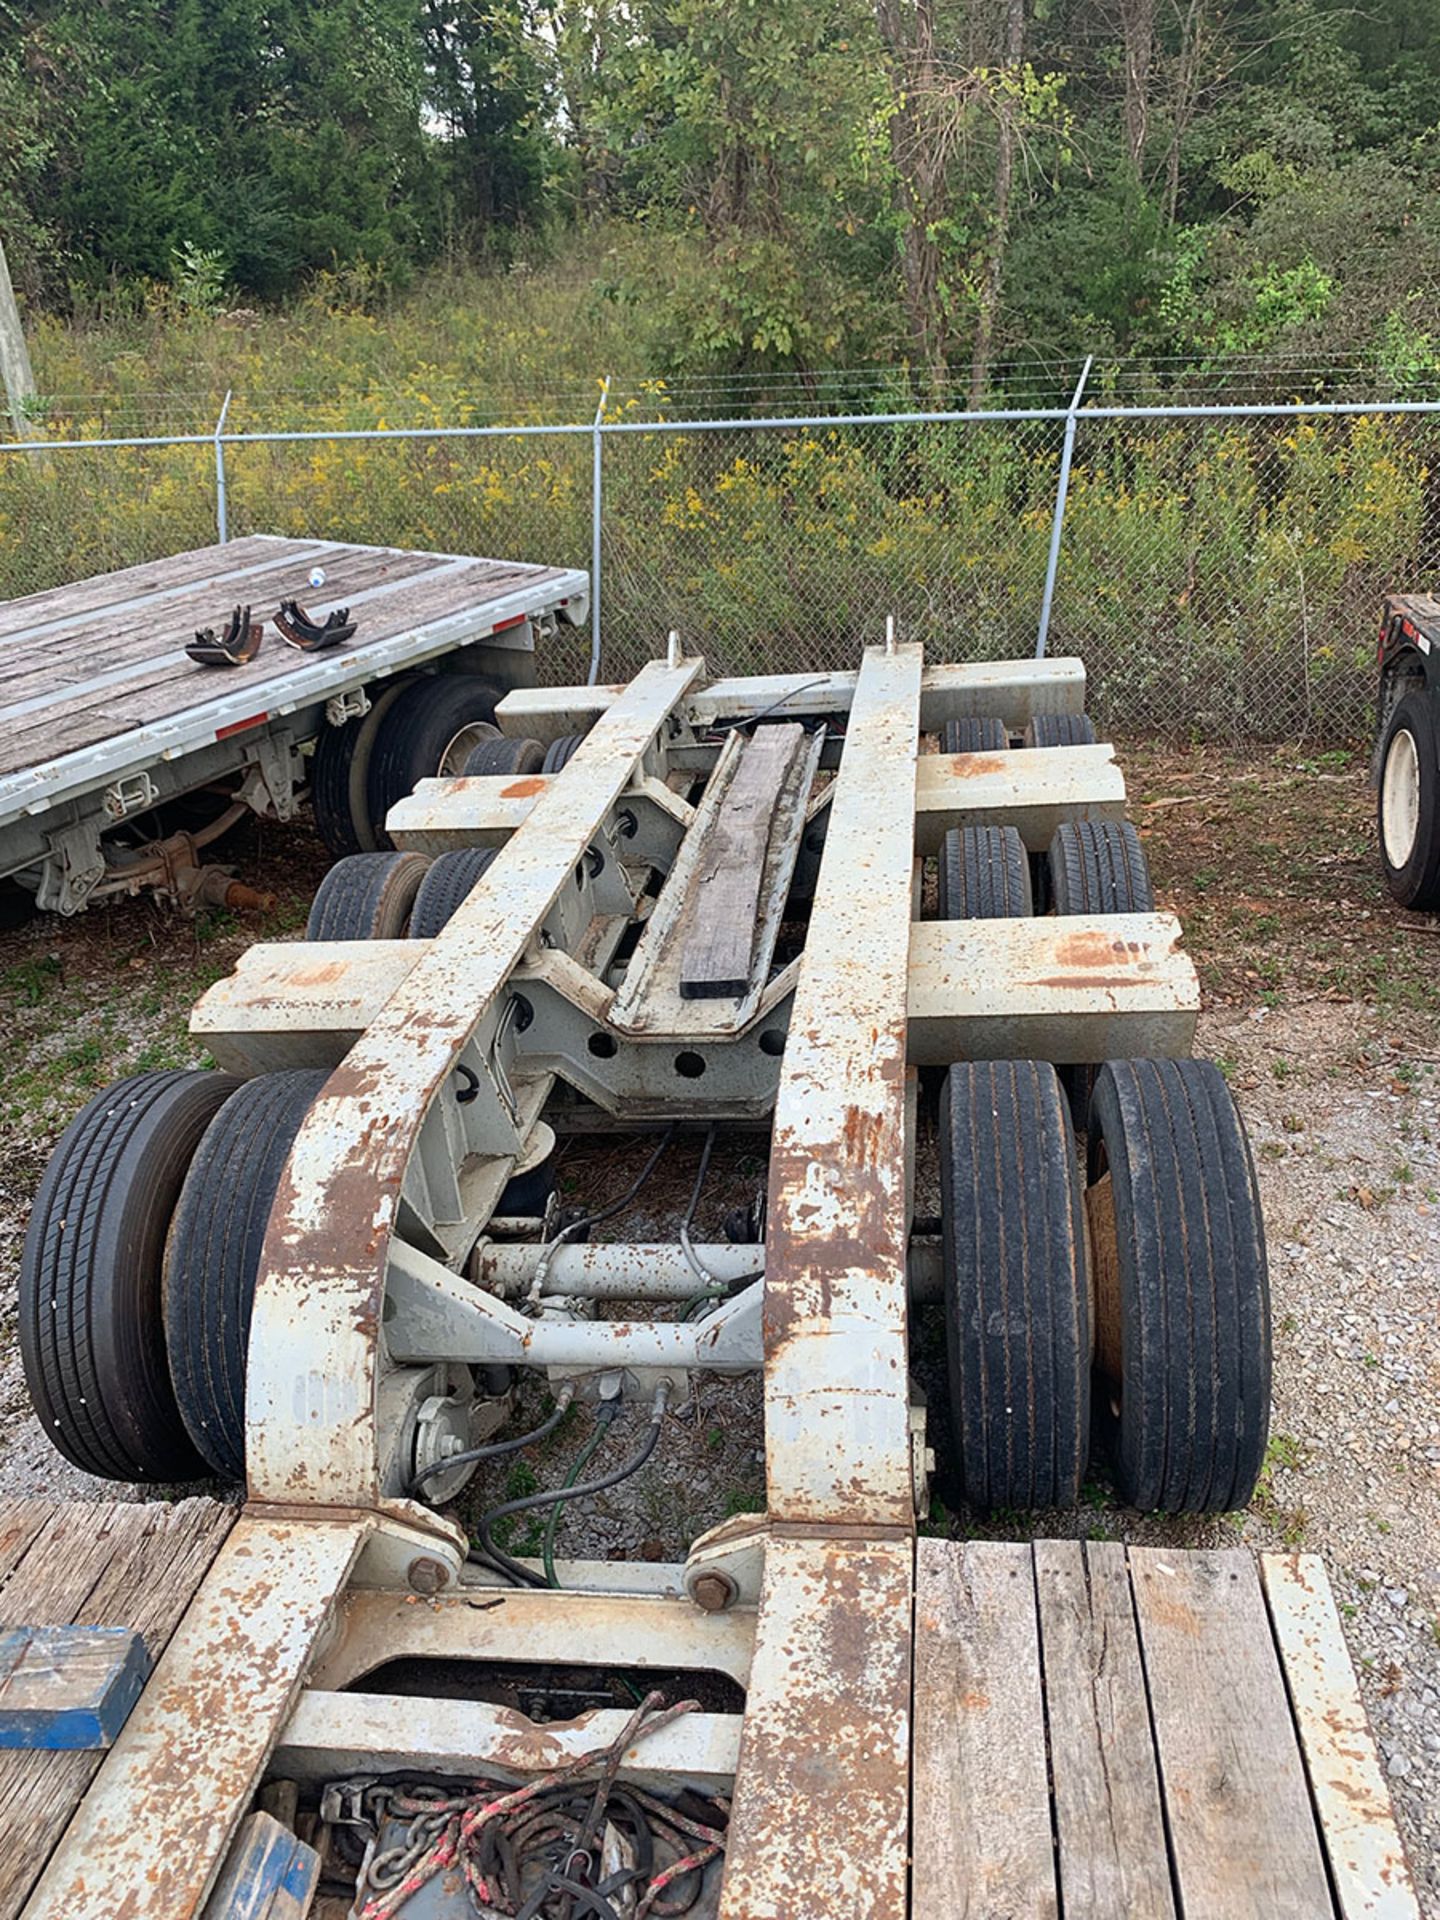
[905,911,1199,1065]
[1260,1553,1423,1920]
[277,1690,741,1793]
[246,654,703,1510]
[718,1537,912,1919]
[21,1513,367,1920]
[913,741,1127,853]
[761,642,922,1528]
[310,1586,756,1691]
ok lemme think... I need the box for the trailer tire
[408,848,500,938]
[1048,822,1155,1125]
[310,718,364,858]
[939,1060,1089,1510]
[1028,712,1098,748]
[542,734,588,776]
[306,851,431,941]
[366,674,506,847]
[20,1070,240,1482]
[1086,1058,1270,1513]
[461,735,545,778]
[1048,820,1153,915]
[164,1069,330,1479]
[938,824,1032,919]
[939,717,1008,755]
[1377,691,1440,909]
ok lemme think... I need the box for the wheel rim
[1382,725,1421,869]
[438,721,500,777]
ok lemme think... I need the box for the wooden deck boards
[0,536,575,780]
[0,1499,235,1920]
[912,1539,1421,1920]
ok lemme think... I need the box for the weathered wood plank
[914,742,1126,853]
[906,912,1199,1066]
[912,1538,1057,1920]
[0,1500,235,1920]
[1130,1547,1334,1920]
[0,538,298,639]
[680,724,803,998]
[1034,1540,1175,1920]
[1261,1552,1422,1920]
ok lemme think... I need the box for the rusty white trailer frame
[19,642,1307,1917]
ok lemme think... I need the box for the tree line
[4,0,1440,393]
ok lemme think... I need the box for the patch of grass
[3,954,62,1006]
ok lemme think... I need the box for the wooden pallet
[0,1499,235,1920]
[913,1539,1420,1920]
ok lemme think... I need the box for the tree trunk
[1120,0,1155,170]
[968,0,1025,407]
[875,0,947,392]
[0,232,38,440]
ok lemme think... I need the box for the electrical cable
[408,1382,576,1496]
[677,1126,717,1290]
[542,1402,619,1588]
[530,1126,676,1295]
[472,1385,671,1588]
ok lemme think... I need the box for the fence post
[588,375,610,685]
[1035,355,1091,659]
[213,388,233,545]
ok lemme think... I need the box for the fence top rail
[3,392,1440,457]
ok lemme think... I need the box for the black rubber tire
[542,733,587,776]
[1087,1058,1270,1514]
[1049,820,1156,1126]
[366,674,505,847]
[461,735,546,778]
[408,847,499,939]
[310,717,364,858]
[939,716,1008,755]
[1377,690,1440,909]
[19,1070,241,1482]
[1028,712,1098,748]
[306,851,432,940]
[1048,820,1154,914]
[938,825,1032,919]
[164,1069,330,1479]
[939,1060,1089,1510]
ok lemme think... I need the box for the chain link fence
[2,396,1435,741]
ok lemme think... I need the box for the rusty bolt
[690,1571,737,1614]
[407,1555,450,1597]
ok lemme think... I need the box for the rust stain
[947,752,1005,777]
[501,775,545,799]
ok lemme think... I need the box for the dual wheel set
[308,666,586,858]
[929,711,1269,1515]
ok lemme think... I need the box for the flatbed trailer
[0,536,588,914]
[8,641,1420,1918]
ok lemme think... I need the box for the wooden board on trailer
[910,1540,1419,1920]
[0,1499,235,1920]
[0,537,576,781]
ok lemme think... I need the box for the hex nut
[407,1555,450,1596]
[690,1571,737,1613]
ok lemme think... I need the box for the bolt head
[407,1555,449,1597]
[690,1571,736,1613]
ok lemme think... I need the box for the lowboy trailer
[8,639,1420,1918]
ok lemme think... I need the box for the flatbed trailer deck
[0,536,588,912]
[6,641,1421,1917]
[0,1503,1417,1919]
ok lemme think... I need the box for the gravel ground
[0,748,1438,1905]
